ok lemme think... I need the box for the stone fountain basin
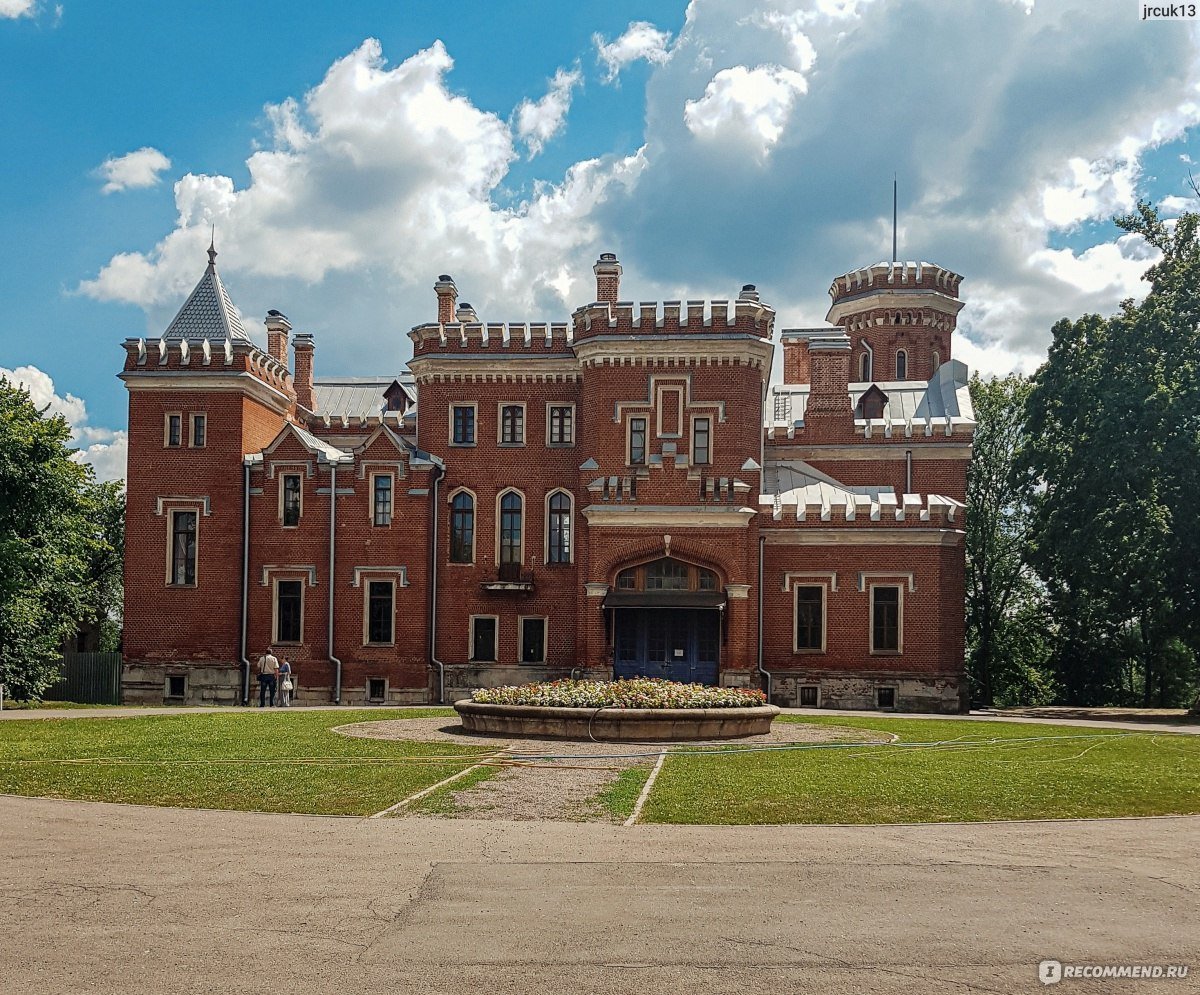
[453,700,781,741]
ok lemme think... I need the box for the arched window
[859,352,872,382]
[449,492,474,563]
[895,349,908,380]
[615,558,720,593]
[931,350,941,372]
[499,491,523,579]
[547,491,572,564]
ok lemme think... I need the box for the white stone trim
[782,570,838,593]
[858,571,916,593]
[351,566,409,588]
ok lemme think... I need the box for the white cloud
[0,0,36,18]
[684,64,808,155]
[594,21,673,82]
[515,66,582,157]
[96,147,172,194]
[746,11,817,71]
[0,366,126,481]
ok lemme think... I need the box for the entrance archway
[604,557,725,685]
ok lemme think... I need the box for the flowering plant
[471,678,767,709]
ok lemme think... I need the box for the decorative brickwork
[121,251,973,713]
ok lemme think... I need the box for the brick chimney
[782,339,810,384]
[804,332,852,422]
[292,333,315,411]
[435,275,458,325]
[594,252,621,304]
[265,310,291,366]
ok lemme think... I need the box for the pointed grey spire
[161,240,251,342]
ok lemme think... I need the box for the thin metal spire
[891,175,898,264]
[207,225,217,268]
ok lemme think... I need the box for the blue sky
[1,0,1198,480]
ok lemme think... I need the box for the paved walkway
[2,795,1197,994]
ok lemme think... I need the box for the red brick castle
[120,247,973,711]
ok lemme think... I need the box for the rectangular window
[166,674,186,699]
[500,404,524,445]
[190,413,206,448]
[692,417,711,465]
[366,580,394,644]
[169,510,197,586]
[451,405,476,445]
[165,413,182,448]
[368,677,386,702]
[548,405,574,446]
[799,686,819,707]
[372,475,392,527]
[282,474,302,527]
[470,616,497,662]
[871,585,902,653]
[276,580,303,643]
[629,416,647,465]
[877,687,896,709]
[794,585,824,652]
[520,617,546,664]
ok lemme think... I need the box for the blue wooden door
[613,609,719,685]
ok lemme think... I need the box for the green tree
[965,373,1054,707]
[0,378,114,699]
[1020,201,1200,707]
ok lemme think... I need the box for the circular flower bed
[471,678,768,709]
[458,679,778,741]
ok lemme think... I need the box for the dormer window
[856,384,889,420]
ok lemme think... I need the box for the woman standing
[278,657,293,707]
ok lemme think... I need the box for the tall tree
[965,374,1053,706]
[0,378,110,698]
[1020,201,1200,707]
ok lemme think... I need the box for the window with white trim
[276,580,303,643]
[520,617,546,664]
[628,416,647,466]
[365,580,394,645]
[450,491,474,563]
[548,404,574,446]
[870,585,902,653]
[499,404,524,445]
[165,413,182,448]
[547,491,571,564]
[372,474,392,527]
[470,616,497,662]
[168,510,197,586]
[895,350,908,380]
[499,491,523,580]
[692,416,711,465]
[451,404,476,445]
[281,474,302,527]
[859,353,872,381]
[794,585,825,652]
[190,413,207,448]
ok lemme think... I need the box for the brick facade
[121,252,973,713]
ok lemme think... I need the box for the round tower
[825,261,963,383]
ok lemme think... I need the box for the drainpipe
[239,462,251,705]
[905,449,913,494]
[328,462,342,704]
[428,464,446,704]
[756,534,772,701]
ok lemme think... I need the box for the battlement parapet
[828,261,962,303]
[121,336,293,394]
[408,321,575,356]
[760,489,963,526]
[570,296,775,340]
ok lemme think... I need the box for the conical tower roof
[161,241,251,342]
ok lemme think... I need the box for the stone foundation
[767,672,965,714]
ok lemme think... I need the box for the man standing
[257,647,279,708]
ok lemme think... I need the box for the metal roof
[311,377,415,419]
[162,246,251,343]
[762,460,891,506]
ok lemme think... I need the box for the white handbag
[282,678,293,691]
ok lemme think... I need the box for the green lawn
[639,715,1200,825]
[0,708,494,816]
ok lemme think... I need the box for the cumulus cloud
[0,0,36,18]
[684,65,808,155]
[515,66,582,157]
[594,21,673,82]
[96,147,172,194]
[76,3,1200,388]
[0,366,126,481]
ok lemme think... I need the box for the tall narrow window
[520,617,546,664]
[499,491,523,580]
[859,353,872,382]
[191,414,206,448]
[276,580,302,643]
[449,492,474,563]
[470,616,497,661]
[871,585,901,653]
[548,405,574,445]
[692,417,711,465]
[282,474,301,527]
[931,350,941,372]
[895,350,908,380]
[500,404,524,445]
[366,580,394,644]
[629,417,647,465]
[547,491,571,564]
[794,586,824,652]
[451,405,475,445]
[165,414,182,448]
[373,475,392,527]
[169,510,197,585]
